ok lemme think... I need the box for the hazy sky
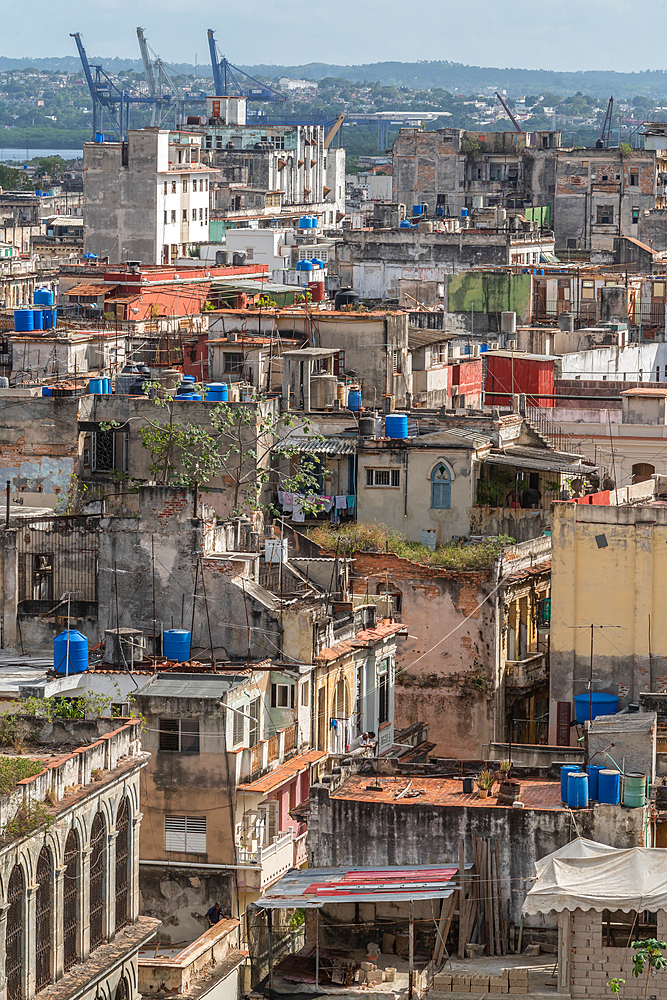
[3,0,667,71]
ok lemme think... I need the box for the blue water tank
[302,260,313,271]
[560,764,580,802]
[32,309,44,331]
[206,383,228,402]
[298,215,310,229]
[41,386,51,397]
[163,629,192,662]
[34,288,53,306]
[104,377,112,394]
[461,208,468,218]
[14,309,34,332]
[385,413,409,439]
[347,389,362,412]
[567,771,589,809]
[400,220,411,228]
[309,215,318,228]
[311,257,324,268]
[88,378,104,394]
[42,308,52,330]
[480,343,489,353]
[587,764,605,800]
[574,692,619,723]
[598,769,621,805]
[413,204,423,216]
[53,630,89,675]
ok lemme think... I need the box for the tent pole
[267,909,274,993]
[315,910,320,987]
[409,899,414,1000]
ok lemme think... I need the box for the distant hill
[2,55,667,98]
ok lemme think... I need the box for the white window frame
[365,468,400,488]
[164,815,206,853]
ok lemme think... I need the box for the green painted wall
[448,272,531,319]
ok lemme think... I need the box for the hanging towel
[323,496,334,512]
[346,494,356,510]
[282,492,293,512]
[330,511,341,525]
[278,490,285,505]
[335,495,347,509]
[292,494,305,522]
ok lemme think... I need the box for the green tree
[632,939,667,1000]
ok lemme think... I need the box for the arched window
[632,462,655,484]
[35,848,52,991]
[89,812,106,950]
[6,864,24,1000]
[431,463,451,510]
[115,978,129,1000]
[115,798,130,930]
[63,829,79,971]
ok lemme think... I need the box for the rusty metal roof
[252,863,461,908]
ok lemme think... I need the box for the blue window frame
[431,463,451,509]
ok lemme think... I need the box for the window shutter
[233,707,244,746]
[291,685,295,709]
[159,719,179,752]
[185,816,207,854]
[165,816,186,852]
[270,684,277,708]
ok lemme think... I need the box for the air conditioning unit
[490,343,499,350]
[508,340,517,350]
[472,345,480,357]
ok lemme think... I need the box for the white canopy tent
[523,838,667,916]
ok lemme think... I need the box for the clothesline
[278,490,355,523]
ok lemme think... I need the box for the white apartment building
[83,130,212,265]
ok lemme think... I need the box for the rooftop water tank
[385,413,409,439]
[399,220,411,228]
[34,288,53,306]
[53,630,89,675]
[334,288,359,310]
[32,309,44,331]
[598,769,620,805]
[205,383,228,402]
[347,388,362,412]
[14,309,34,332]
[163,629,191,662]
[310,257,324,268]
[567,771,589,809]
[574,692,619,723]
[298,216,311,229]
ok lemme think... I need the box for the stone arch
[5,862,25,1000]
[63,827,80,971]
[35,845,53,992]
[89,811,106,950]
[114,797,130,930]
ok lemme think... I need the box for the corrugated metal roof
[484,451,596,475]
[139,672,250,699]
[283,436,356,456]
[408,329,454,350]
[252,864,461,909]
[239,750,327,794]
[65,283,112,296]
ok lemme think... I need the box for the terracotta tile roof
[65,283,112,296]
[330,774,564,810]
[315,622,407,662]
[239,749,327,793]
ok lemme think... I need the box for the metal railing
[526,405,583,455]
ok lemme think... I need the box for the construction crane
[324,113,345,148]
[136,27,183,127]
[71,31,171,140]
[207,29,285,102]
[598,96,614,148]
[495,92,523,133]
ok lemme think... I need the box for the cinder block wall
[570,908,667,998]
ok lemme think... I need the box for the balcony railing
[238,831,295,889]
[268,734,279,763]
[284,724,296,753]
[293,831,308,868]
[250,743,262,774]
[505,653,547,690]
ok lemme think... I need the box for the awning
[252,863,463,909]
[238,750,327,795]
[540,252,560,264]
[65,283,114,296]
[523,838,667,915]
[483,452,597,476]
[281,436,356,456]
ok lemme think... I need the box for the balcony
[246,722,298,778]
[238,831,295,891]
[293,830,308,868]
[505,652,547,690]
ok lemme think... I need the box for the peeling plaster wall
[0,397,80,505]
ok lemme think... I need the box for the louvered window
[431,463,452,510]
[233,706,244,746]
[159,718,200,753]
[165,815,206,854]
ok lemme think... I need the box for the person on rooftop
[206,902,222,927]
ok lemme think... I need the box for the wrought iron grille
[89,813,105,950]
[63,830,79,971]
[6,865,24,1000]
[16,515,99,617]
[115,798,129,930]
[35,848,52,992]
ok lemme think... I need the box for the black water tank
[128,378,148,395]
[233,251,247,266]
[334,288,359,310]
[216,250,230,266]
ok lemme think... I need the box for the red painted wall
[485,354,555,408]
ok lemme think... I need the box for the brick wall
[570,908,667,998]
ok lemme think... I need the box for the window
[205,207,208,221]
[224,352,244,374]
[582,281,595,299]
[163,181,167,194]
[199,208,203,221]
[182,209,187,222]
[431,463,452,510]
[182,179,188,192]
[365,468,400,487]
[171,210,176,223]
[632,207,640,224]
[249,698,260,747]
[655,283,666,298]
[192,208,197,221]
[333,350,345,376]
[271,683,295,708]
[393,350,401,375]
[245,247,254,260]
[158,718,200,753]
[35,847,52,993]
[165,815,207,854]
[232,705,244,746]
[206,180,209,191]
[171,181,176,194]
[163,210,167,224]
[92,430,128,474]
[596,205,614,225]
[301,679,310,707]
[63,830,79,971]
[630,171,639,186]
[6,864,24,1000]
[378,667,389,725]
[89,813,105,950]
[115,798,130,930]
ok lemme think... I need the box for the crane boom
[208,29,224,95]
[70,33,96,102]
[136,28,157,98]
[324,113,345,148]
[495,92,523,133]
[599,96,614,148]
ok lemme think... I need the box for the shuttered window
[232,706,244,746]
[165,815,207,854]
[431,464,452,510]
[159,719,200,753]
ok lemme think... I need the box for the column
[130,812,143,922]
[557,910,571,994]
[105,830,118,942]
[0,901,10,1000]
[53,866,66,981]
[25,884,38,1000]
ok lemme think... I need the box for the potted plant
[496,758,511,784]
[476,769,494,799]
